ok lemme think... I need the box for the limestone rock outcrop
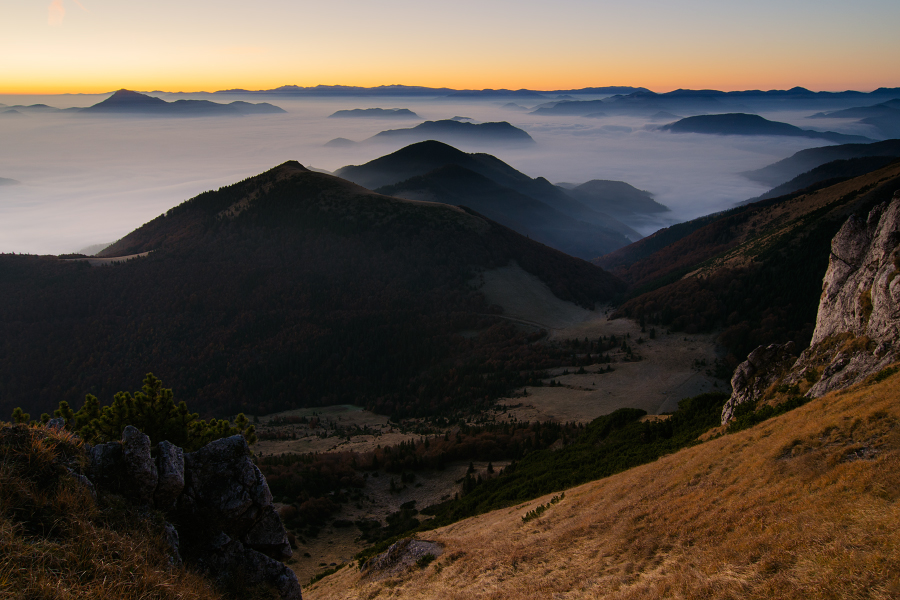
[720,342,797,424]
[82,429,300,600]
[722,192,900,424]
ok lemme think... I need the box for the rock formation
[85,427,301,599]
[720,342,797,424]
[722,191,900,424]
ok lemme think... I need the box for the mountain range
[529,87,900,117]
[80,89,285,116]
[742,139,900,186]
[0,160,623,420]
[333,140,660,257]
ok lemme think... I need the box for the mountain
[746,155,900,202]
[80,89,286,116]
[597,161,900,367]
[565,180,669,220]
[0,162,623,420]
[334,141,641,243]
[742,139,900,186]
[375,164,634,259]
[364,120,535,145]
[809,98,900,119]
[0,177,20,186]
[659,113,871,143]
[328,108,419,118]
[808,99,900,138]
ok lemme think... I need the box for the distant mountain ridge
[80,89,285,116]
[660,113,871,143]
[531,87,900,117]
[742,139,900,186]
[214,85,650,98]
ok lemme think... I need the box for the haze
[1,92,890,255]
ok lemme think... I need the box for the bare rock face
[797,193,900,395]
[83,430,299,600]
[194,532,302,600]
[721,192,900,424]
[720,342,797,425]
[122,425,158,503]
[180,434,291,560]
[154,440,184,509]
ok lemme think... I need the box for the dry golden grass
[0,423,223,600]
[307,365,900,600]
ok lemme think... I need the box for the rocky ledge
[82,426,301,599]
[723,191,900,424]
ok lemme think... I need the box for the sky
[2,0,900,94]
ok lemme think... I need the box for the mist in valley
[0,91,869,255]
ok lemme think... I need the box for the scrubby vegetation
[10,374,256,451]
[0,422,224,599]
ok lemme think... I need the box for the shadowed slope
[335,141,640,242]
[376,164,635,259]
[0,162,623,420]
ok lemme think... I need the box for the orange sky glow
[2,0,898,96]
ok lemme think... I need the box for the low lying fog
[0,93,860,255]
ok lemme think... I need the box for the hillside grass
[307,364,900,599]
[0,423,223,600]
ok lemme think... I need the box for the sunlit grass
[307,363,900,599]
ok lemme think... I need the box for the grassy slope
[307,365,900,599]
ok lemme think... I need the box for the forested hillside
[0,162,622,420]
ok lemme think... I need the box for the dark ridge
[660,113,871,144]
[742,139,900,186]
[328,108,420,119]
[367,120,535,145]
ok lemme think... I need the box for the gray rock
[242,505,292,560]
[362,537,443,578]
[66,466,97,501]
[163,522,183,567]
[122,425,158,503]
[154,440,185,509]
[192,532,302,600]
[47,417,66,430]
[721,342,796,425]
[87,440,124,490]
[181,435,271,534]
[722,192,900,424]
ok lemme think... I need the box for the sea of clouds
[0,92,853,255]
